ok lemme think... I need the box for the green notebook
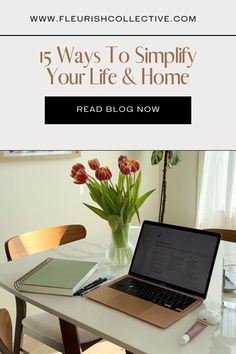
[14,257,98,296]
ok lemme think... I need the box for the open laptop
[86,220,221,328]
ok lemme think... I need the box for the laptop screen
[129,221,221,298]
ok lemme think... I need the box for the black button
[45,96,191,124]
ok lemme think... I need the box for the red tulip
[130,159,140,173]
[119,161,132,175]
[88,158,100,171]
[95,166,112,181]
[118,155,128,164]
[72,168,88,184]
[104,166,112,180]
[70,163,85,178]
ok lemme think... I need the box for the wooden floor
[24,336,126,354]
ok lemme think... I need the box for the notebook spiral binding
[14,257,53,291]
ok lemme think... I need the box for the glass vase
[105,223,135,267]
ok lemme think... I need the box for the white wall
[164,151,199,227]
[0,150,198,325]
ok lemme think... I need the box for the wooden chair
[205,228,236,243]
[0,308,14,354]
[5,225,101,354]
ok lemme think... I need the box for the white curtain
[196,151,236,229]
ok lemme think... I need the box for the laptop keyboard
[109,277,196,312]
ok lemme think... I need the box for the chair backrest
[205,228,236,243]
[0,308,14,354]
[5,224,87,261]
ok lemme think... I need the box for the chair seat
[23,312,100,352]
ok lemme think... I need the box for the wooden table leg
[59,318,81,354]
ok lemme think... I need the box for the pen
[80,275,114,296]
[80,285,101,296]
[74,273,115,296]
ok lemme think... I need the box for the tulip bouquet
[70,155,155,266]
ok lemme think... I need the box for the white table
[0,230,235,354]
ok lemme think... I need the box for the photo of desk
[0,228,234,354]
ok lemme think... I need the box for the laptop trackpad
[108,294,152,315]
